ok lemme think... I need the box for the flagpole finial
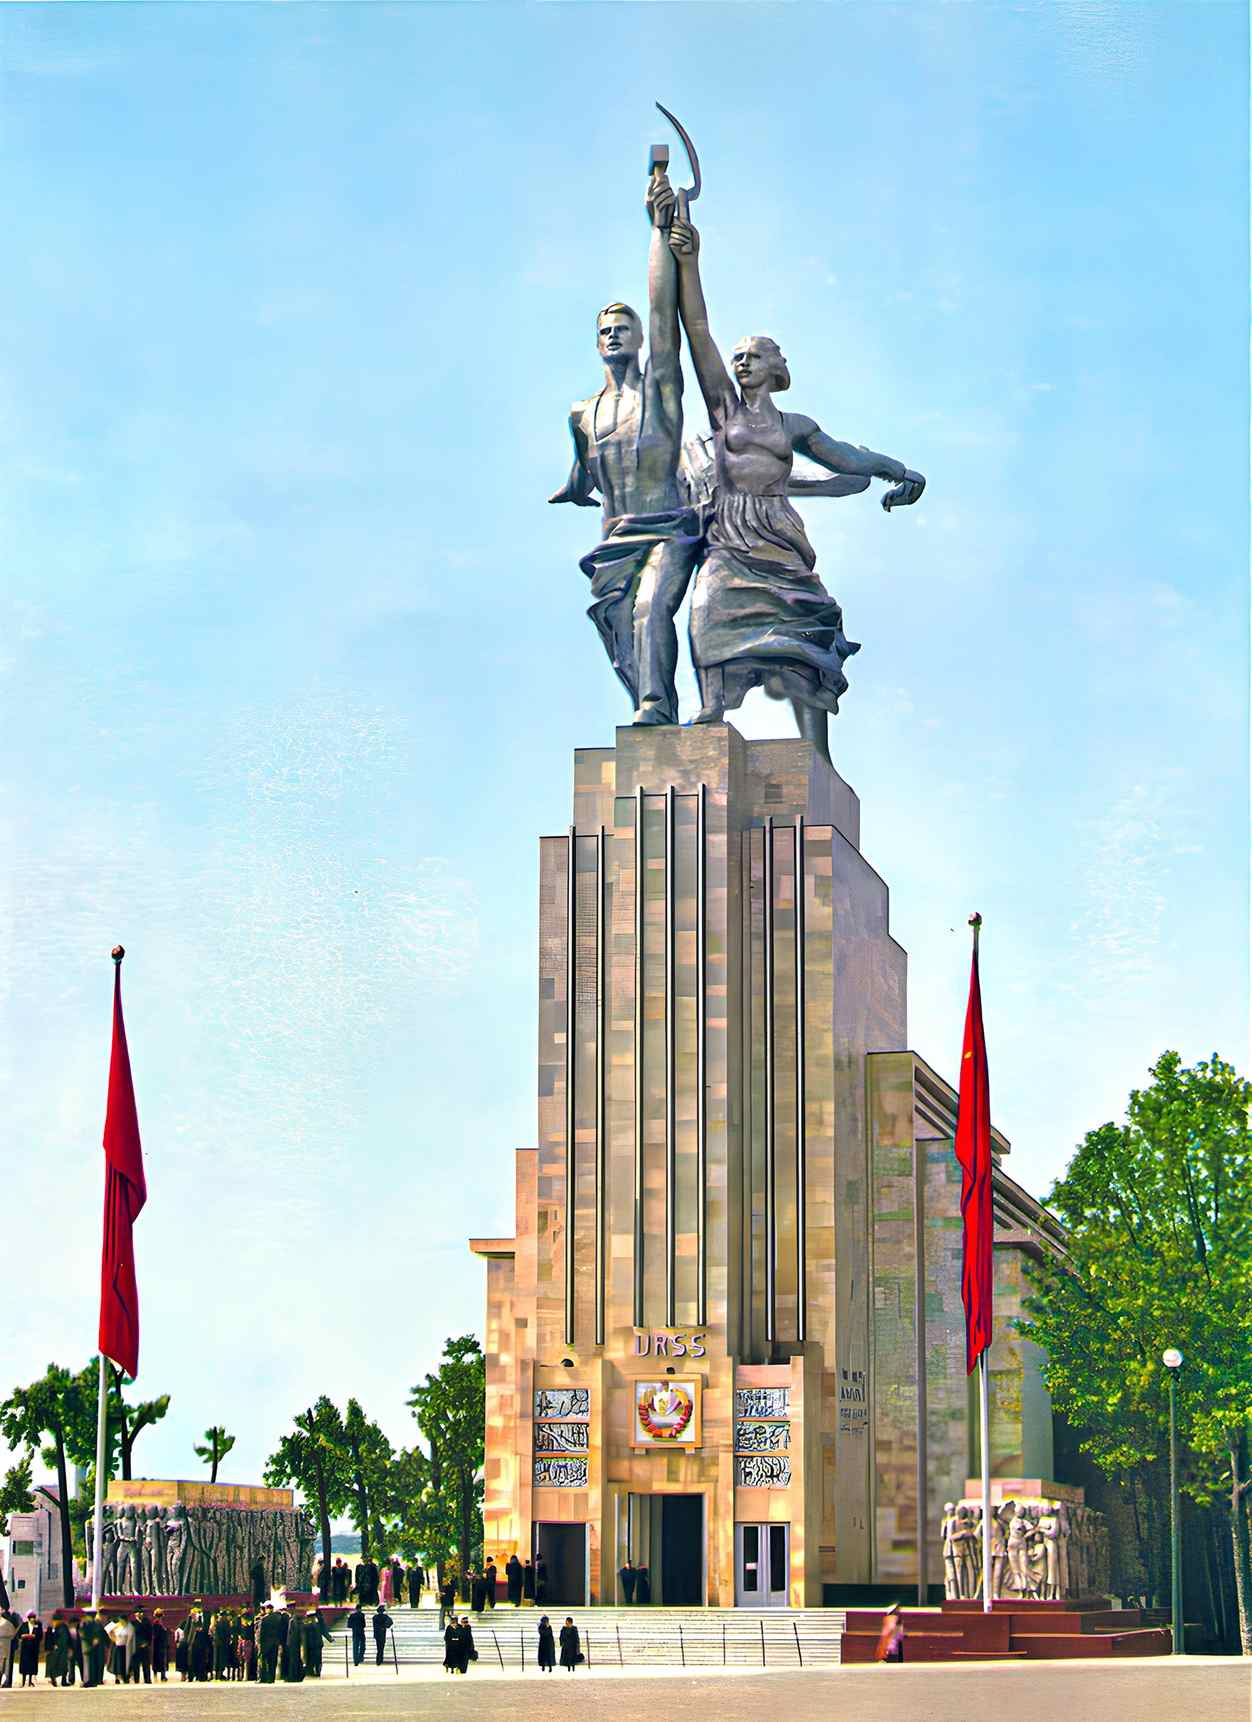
[967,913,982,929]
[111,946,125,964]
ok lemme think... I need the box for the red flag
[99,949,147,1379]
[955,918,993,1374]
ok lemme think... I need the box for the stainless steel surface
[633,785,645,1327]
[696,781,708,1327]
[764,815,776,1346]
[664,783,677,1328]
[565,827,577,1347]
[795,816,807,1343]
[595,823,607,1348]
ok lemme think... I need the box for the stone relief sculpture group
[941,1501,1110,1602]
[551,107,925,767]
[85,1504,314,1599]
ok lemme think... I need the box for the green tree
[194,1425,236,1483]
[408,1335,485,1580]
[0,1366,96,1607]
[0,1455,35,1609]
[265,1398,349,1591]
[1023,1051,1252,1653]
[101,1364,171,1481]
[341,1399,393,1563]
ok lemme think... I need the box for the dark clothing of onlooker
[537,1618,556,1671]
[619,1564,637,1603]
[559,1622,581,1671]
[372,1607,392,1666]
[347,1607,366,1668]
[506,1555,524,1606]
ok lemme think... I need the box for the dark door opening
[534,1523,586,1606]
[660,1495,703,1605]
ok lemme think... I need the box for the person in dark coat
[44,1615,70,1685]
[443,1618,459,1674]
[469,1568,485,1612]
[356,1558,380,1605]
[537,1615,556,1672]
[212,1610,234,1681]
[250,1559,267,1609]
[438,1577,456,1630]
[346,1604,366,1667]
[522,1559,535,1602]
[390,1560,406,1604]
[151,1610,170,1681]
[457,1617,477,1674]
[559,1617,582,1671]
[535,1556,548,1604]
[506,1554,524,1607]
[619,1559,637,1603]
[636,1564,652,1604]
[302,1611,331,1677]
[189,1611,213,1683]
[484,1559,497,1609]
[330,1559,345,1603]
[282,1612,304,1683]
[372,1604,392,1666]
[17,1615,42,1685]
[407,1562,425,1608]
[257,1606,283,1684]
[132,1609,153,1683]
[81,1612,109,1687]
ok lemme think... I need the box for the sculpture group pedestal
[841,1597,1173,1662]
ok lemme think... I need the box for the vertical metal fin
[795,816,807,1343]
[565,825,576,1347]
[764,815,776,1346]
[633,786,645,1327]
[594,824,606,1347]
[664,784,677,1328]
[696,783,708,1328]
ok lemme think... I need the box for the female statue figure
[667,214,925,764]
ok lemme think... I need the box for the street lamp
[1162,1348,1184,1655]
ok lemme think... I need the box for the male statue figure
[549,165,699,727]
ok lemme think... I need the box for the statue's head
[732,335,790,393]
[597,303,643,362]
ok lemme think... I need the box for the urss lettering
[631,1330,708,1358]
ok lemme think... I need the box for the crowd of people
[0,1600,335,1687]
[313,1557,426,1608]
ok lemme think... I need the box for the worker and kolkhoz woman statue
[551,105,925,766]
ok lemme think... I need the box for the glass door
[735,1522,789,1607]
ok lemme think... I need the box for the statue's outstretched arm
[795,424,926,511]
[549,412,598,507]
[645,174,682,413]
[668,218,736,424]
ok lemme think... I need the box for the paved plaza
[3,1661,1249,1722]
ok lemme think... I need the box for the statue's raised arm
[666,208,926,768]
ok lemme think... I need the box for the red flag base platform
[841,1597,1173,1662]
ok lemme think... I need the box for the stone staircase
[326,1604,846,1670]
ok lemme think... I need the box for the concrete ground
[4,1660,1249,1722]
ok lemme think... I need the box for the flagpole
[91,942,127,1610]
[968,913,994,1615]
[91,1353,108,1608]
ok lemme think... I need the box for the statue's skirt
[691,490,859,714]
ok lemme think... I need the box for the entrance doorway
[735,1522,789,1607]
[534,1523,587,1606]
[660,1495,703,1605]
[619,1494,706,1605]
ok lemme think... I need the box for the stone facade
[472,725,1065,1605]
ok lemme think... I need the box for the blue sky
[1,1,1246,1496]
